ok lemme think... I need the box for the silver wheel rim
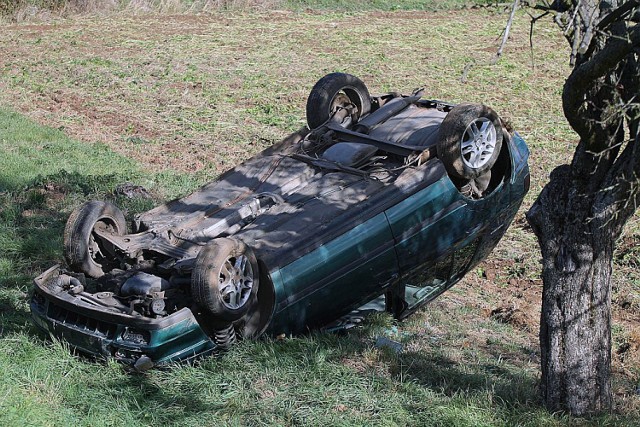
[460,117,497,169]
[218,254,254,310]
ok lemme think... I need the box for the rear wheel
[306,73,371,129]
[63,201,126,278]
[437,103,503,180]
[191,238,259,322]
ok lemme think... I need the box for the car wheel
[191,238,259,322]
[437,103,503,180]
[306,72,371,129]
[63,201,127,278]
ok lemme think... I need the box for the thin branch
[460,61,475,83]
[578,0,602,55]
[462,0,520,83]
[570,15,581,66]
[553,10,575,46]
[528,11,550,68]
[493,0,520,64]
[565,0,582,35]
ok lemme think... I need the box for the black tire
[191,238,259,322]
[437,103,503,180]
[306,72,371,129]
[63,201,126,278]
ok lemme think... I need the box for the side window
[401,254,453,309]
[450,237,480,280]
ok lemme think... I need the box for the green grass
[0,109,137,191]
[0,6,639,426]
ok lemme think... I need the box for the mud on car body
[31,73,530,370]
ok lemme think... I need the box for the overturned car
[31,73,530,369]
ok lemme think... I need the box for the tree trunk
[539,249,613,414]
[527,166,615,415]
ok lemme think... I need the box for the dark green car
[31,73,530,370]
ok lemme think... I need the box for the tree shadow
[0,170,142,338]
[392,349,539,406]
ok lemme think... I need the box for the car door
[275,211,399,334]
[385,172,472,312]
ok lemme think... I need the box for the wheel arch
[239,259,276,339]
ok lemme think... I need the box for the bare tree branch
[527,11,550,67]
[577,3,598,53]
[563,22,640,142]
[570,15,581,65]
[565,0,582,35]
[493,0,520,64]
[597,0,640,30]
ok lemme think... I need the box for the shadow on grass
[0,184,64,336]
[394,349,539,405]
[0,170,147,338]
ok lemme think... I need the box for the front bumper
[31,265,217,368]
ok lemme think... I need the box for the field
[1,4,639,426]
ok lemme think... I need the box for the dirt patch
[46,90,158,140]
[489,303,537,331]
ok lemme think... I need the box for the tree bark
[527,167,614,415]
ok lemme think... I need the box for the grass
[0,5,639,426]
[1,0,498,20]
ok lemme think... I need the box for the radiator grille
[47,303,118,339]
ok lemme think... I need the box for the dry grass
[0,9,572,182]
[1,0,488,21]
[3,0,284,21]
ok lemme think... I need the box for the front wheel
[191,238,259,322]
[63,201,127,278]
[437,103,503,180]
